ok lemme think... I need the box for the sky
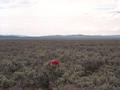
[0,0,120,36]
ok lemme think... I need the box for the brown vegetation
[0,39,120,90]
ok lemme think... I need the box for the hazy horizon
[1,33,120,37]
[0,0,120,36]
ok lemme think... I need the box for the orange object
[46,59,60,67]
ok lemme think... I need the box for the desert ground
[0,39,120,90]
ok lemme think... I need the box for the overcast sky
[0,0,120,36]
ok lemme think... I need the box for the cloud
[0,0,120,36]
[0,0,38,9]
[0,0,9,3]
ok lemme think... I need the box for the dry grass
[0,39,120,90]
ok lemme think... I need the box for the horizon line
[0,34,120,37]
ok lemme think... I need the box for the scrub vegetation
[0,39,120,90]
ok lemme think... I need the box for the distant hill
[0,35,120,39]
[0,35,27,39]
[39,35,120,39]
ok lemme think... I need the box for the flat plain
[0,39,120,90]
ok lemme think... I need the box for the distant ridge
[38,35,120,39]
[0,35,27,39]
[0,34,120,39]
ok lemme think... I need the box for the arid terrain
[0,39,120,90]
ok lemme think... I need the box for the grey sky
[0,0,120,36]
